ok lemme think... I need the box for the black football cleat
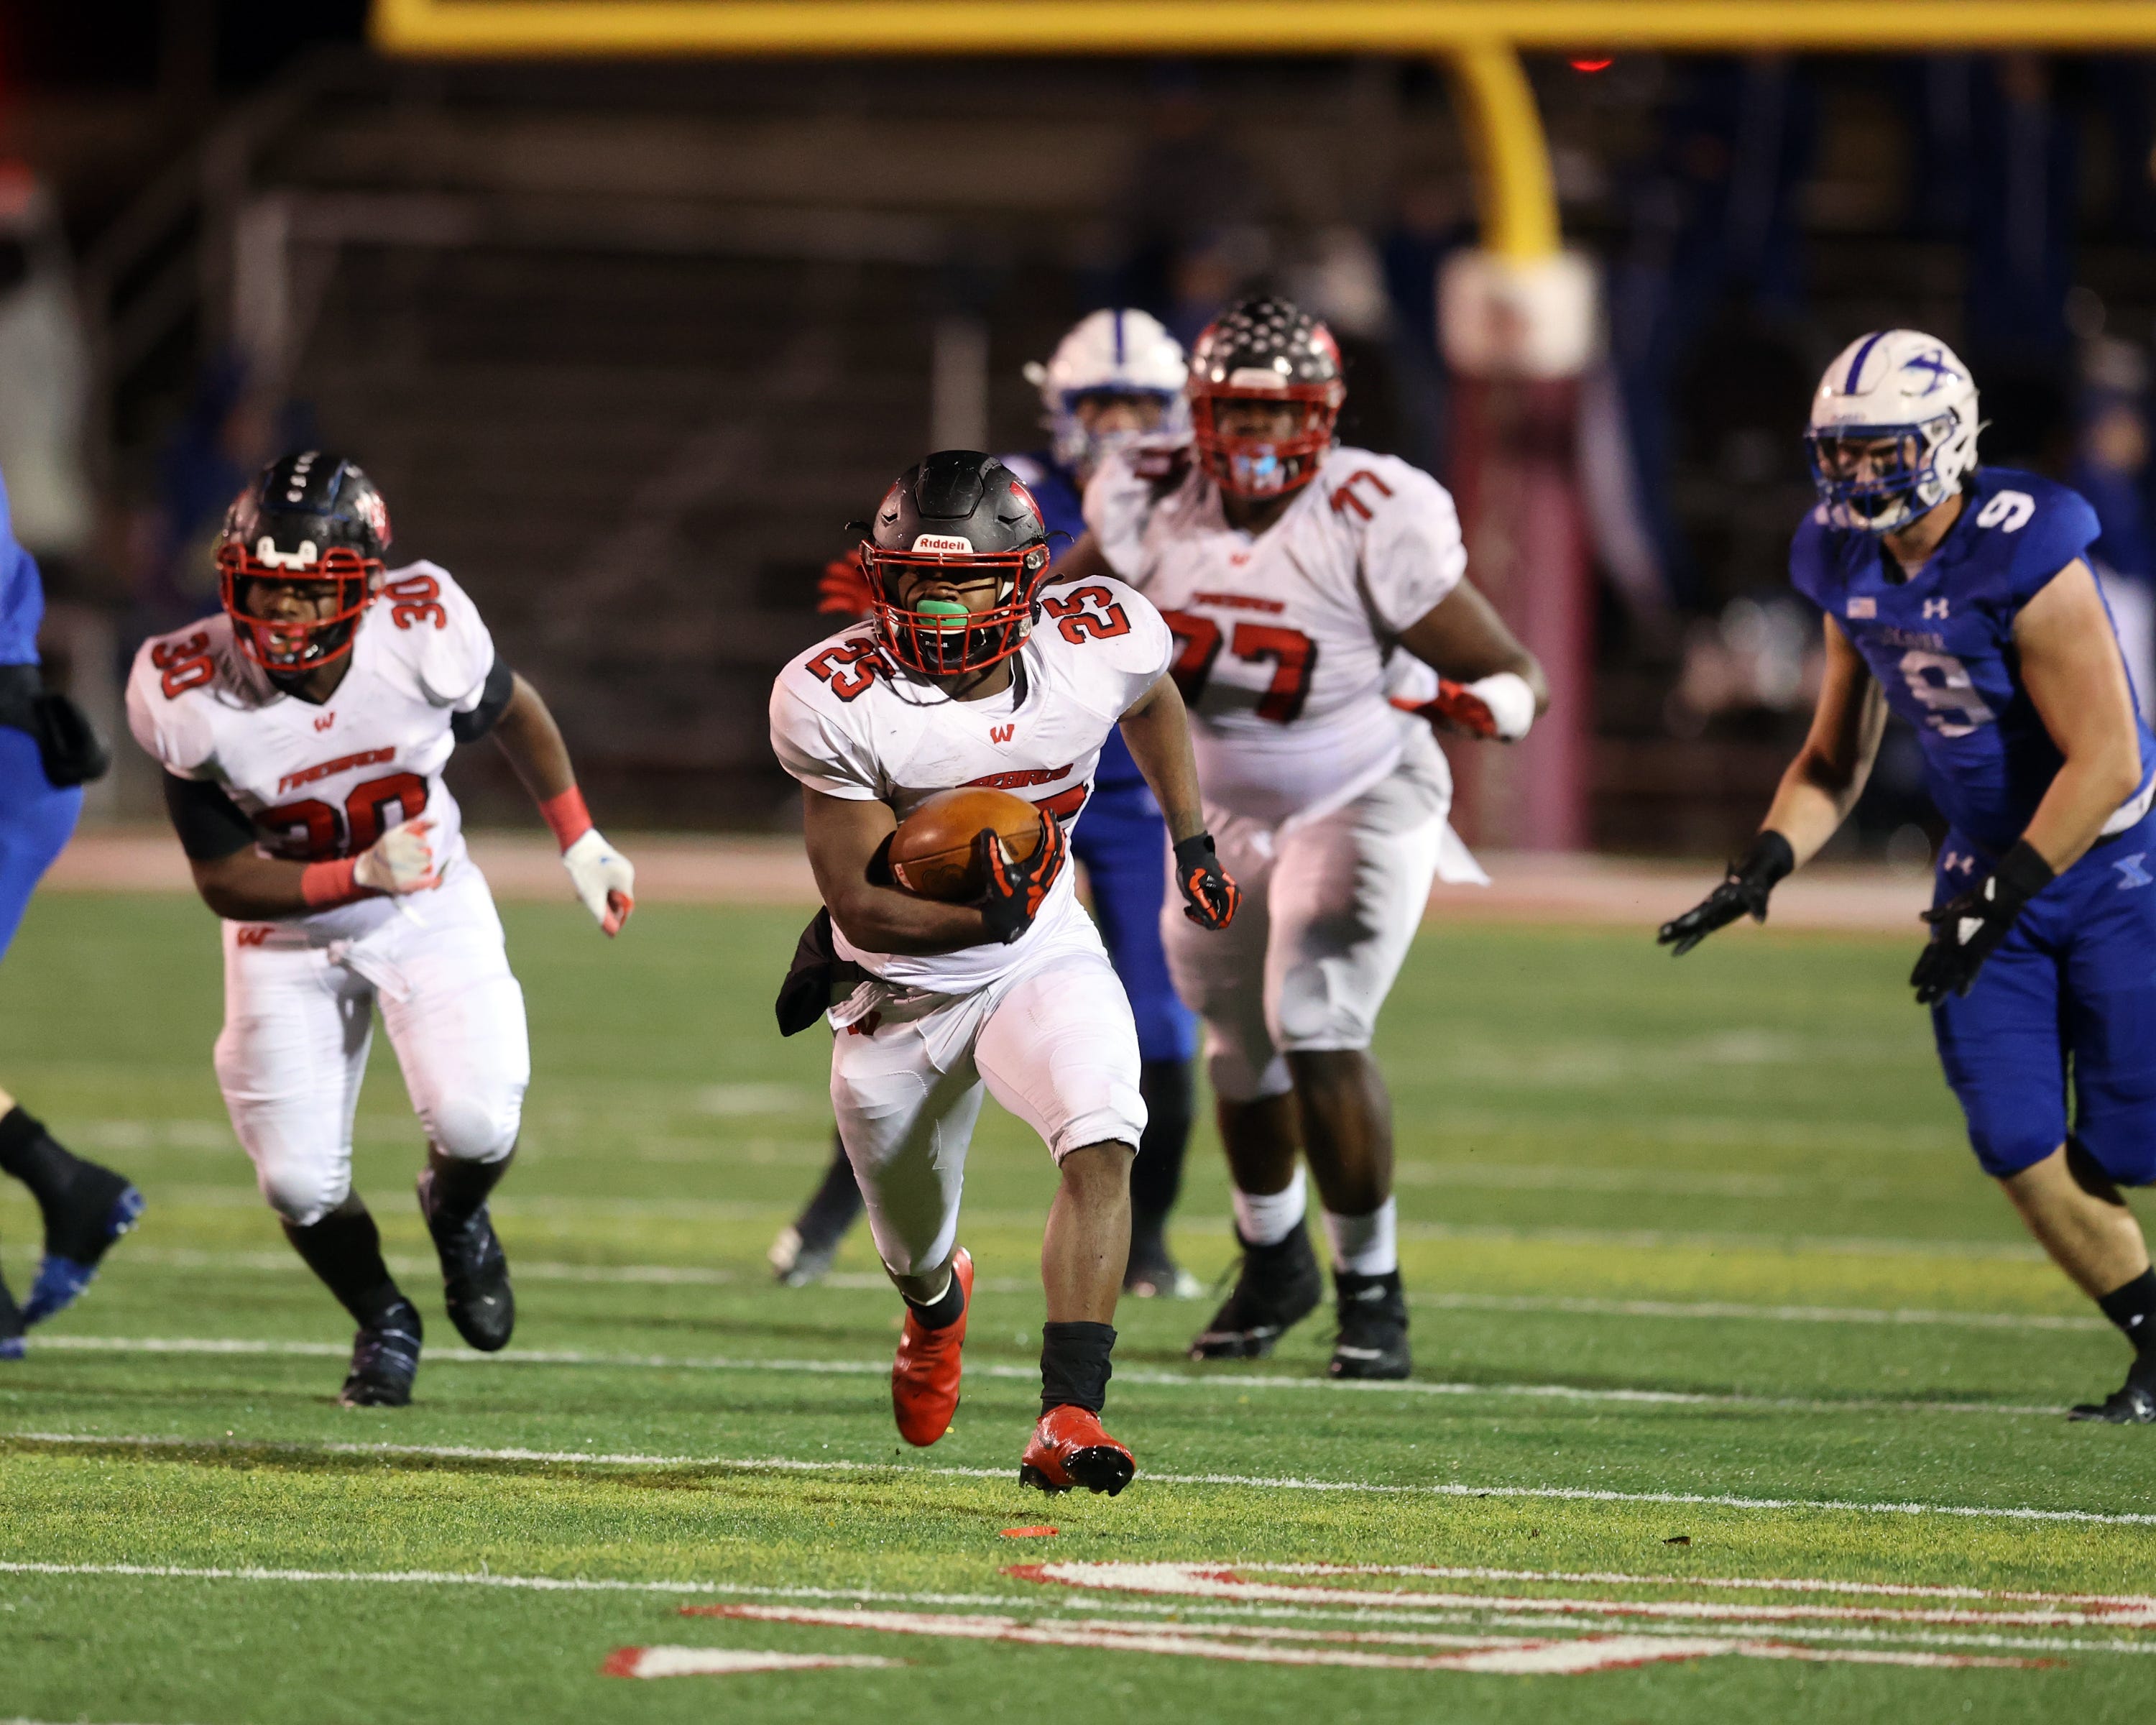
[339,1301,423,1407]
[418,1169,515,1352]
[2068,1353,2156,1425]
[24,1175,146,1328]
[1189,1225,1323,1361]
[1123,1219,1199,1300]
[1,1273,23,1362]
[1327,1269,1411,1380]
[768,1224,842,1288]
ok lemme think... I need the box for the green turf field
[3,888,2153,1723]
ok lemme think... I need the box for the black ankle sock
[284,1200,405,1328]
[1040,1320,1116,1414]
[903,1268,966,1331]
[1130,1059,1194,1218]
[423,1149,511,1230]
[2098,1269,2156,1356]
[796,1137,866,1247]
[0,1107,82,1213]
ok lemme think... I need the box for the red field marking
[684,1603,2042,1674]
[1000,1527,1059,1538]
[604,1646,903,1678]
[1005,1563,2156,1632]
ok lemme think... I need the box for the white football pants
[213,862,530,1226]
[829,922,1146,1277]
[1164,724,1456,1103]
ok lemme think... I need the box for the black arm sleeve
[451,656,517,745]
[160,770,256,862]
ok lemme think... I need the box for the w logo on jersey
[314,712,336,732]
[990,724,1015,745]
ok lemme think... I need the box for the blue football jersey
[1006,451,1148,791]
[0,466,45,667]
[1789,466,2155,855]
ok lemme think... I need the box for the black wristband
[1991,839,2055,910]
[1735,829,1796,888]
[1173,832,1217,870]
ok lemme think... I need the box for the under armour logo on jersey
[2114,852,2153,891]
[1942,850,1977,876]
[314,712,336,732]
[990,724,1015,745]
[1922,598,1950,620]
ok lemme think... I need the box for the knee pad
[254,1156,349,1228]
[422,1090,523,1164]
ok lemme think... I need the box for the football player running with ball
[1664,331,2156,1424]
[127,452,635,1408]
[1072,295,1547,1381]
[770,308,1209,1299]
[768,450,1234,1494]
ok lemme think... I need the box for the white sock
[1323,1197,1398,1277]
[1232,1167,1307,1247]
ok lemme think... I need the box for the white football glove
[562,827,635,936]
[354,817,441,896]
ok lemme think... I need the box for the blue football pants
[1932,809,2156,1186]
[0,725,80,961]
[1070,780,1197,1067]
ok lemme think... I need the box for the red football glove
[973,813,1069,944]
[1394,679,1498,740]
[1173,832,1240,929]
[819,549,874,617]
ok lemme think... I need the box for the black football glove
[1910,840,2053,1005]
[973,812,1069,945]
[1658,830,1796,956]
[1173,832,1240,929]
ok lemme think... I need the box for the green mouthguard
[912,597,972,630]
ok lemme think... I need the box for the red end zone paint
[1000,1527,1059,1538]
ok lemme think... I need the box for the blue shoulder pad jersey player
[0,464,142,1358]
[1662,329,2156,1425]
[770,309,1204,1297]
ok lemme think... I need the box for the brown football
[888,787,1043,901]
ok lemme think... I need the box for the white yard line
[131,1186,2047,1259]
[7,1432,2153,1527]
[17,1334,2068,1419]
[68,1246,2102,1333]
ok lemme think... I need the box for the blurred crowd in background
[5,4,2156,853]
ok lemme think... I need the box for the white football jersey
[770,576,1173,994]
[126,560,496,938]
[1087,443,1465,825]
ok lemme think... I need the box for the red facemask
[862,543,1052,676]
[1189,384,1344,500]
[217,541,380,671]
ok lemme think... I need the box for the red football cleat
[1018,1404,1135,1496]
[891,1246,972,1446]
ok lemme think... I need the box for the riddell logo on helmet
[912,534,974,554]
[254,537,321,571]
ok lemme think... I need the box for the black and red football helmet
[216,451,390,672]
[1187,295,1345,500]
[860,451,1053,676]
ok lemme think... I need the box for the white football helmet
[1023,308,1189,478]
[1805,329,1980,534]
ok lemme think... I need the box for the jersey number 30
[255,773,430,862]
